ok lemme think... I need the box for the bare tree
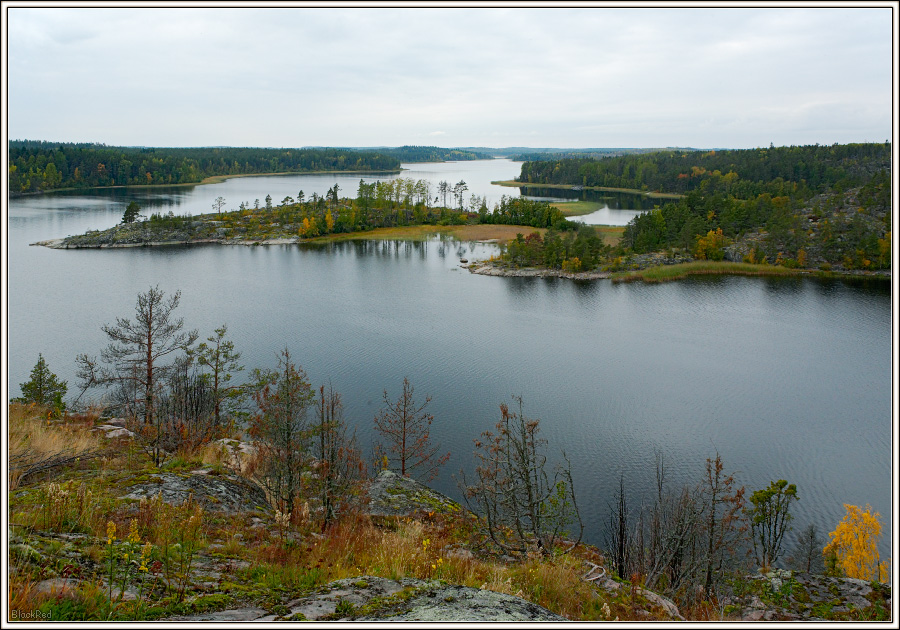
[461,396,583,558]
[314,383,364,529]
[606,475,632,579]
[622,453,749,605]
[373,377,449,481]
[153,359,220,458]
[788,524,825,574]
[701,454,746,595]
[248,348,315,511]
[629,454,706,597]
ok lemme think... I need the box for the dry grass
[596,225,625,246]
[550,201,603,217]
[6,402,700,622]
[248,511,622,620]
[8,403,104,490]
[613,261,803,283]
[310,224,545,245]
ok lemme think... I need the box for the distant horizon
[10,139,890,153]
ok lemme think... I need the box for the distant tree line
[510,147,676,162]
[7,142,502,194]
[8,141,401,193]
[517,143,891,197]
[380,145,493,162]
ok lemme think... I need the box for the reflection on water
[517,186,664,226]
[568,205,646,226]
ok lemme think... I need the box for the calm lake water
[6,160,893,559]
[519,185,660,226]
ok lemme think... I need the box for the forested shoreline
[515,143,892,273]
[517,143,890,195]
[7,142,490,194]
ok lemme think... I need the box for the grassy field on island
[595,225,625,246]
[549,200,603,216]
[612,261,805,283]
[307,224,547,245]
[310,223,623,248]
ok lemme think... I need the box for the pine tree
[16,354,68,414]
[248,348,315,511]
[122,201,141,224]
[194,324,244,430]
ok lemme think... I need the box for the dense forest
[7,142,491,194]
[510,147,684,162]
[7,141,402,193]
[378,145,493,162]
[517,143,892,271]
[517,143,890,196]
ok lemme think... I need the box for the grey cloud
[6,6,892,148]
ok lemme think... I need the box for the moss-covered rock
[365,470,462,517]
[121,472,269,513]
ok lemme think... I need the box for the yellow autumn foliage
[823,504,890,582]
[694,228,728,261]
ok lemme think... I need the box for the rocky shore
[468,263,610,280]
[31,236,300,249]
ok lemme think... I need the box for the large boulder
[364,470,462,517]
[169,576,567,622]
[121,472,269,513]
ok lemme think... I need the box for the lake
[6,159,893,559]
[518,185,663,226]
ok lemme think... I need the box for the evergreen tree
[122,201,141,224]
[16,354,68,414]
[193,324,245,429]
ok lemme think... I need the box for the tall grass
[612,261,802,283]
[244,511,628,620]
[8,403,104,490]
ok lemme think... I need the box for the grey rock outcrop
[169,576,567,622]
[365,470,462,517]
[720,569,892,621]
[121,472,269,513]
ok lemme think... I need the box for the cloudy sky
[5,5,895,150]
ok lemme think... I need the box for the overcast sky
[4,5,895,150]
